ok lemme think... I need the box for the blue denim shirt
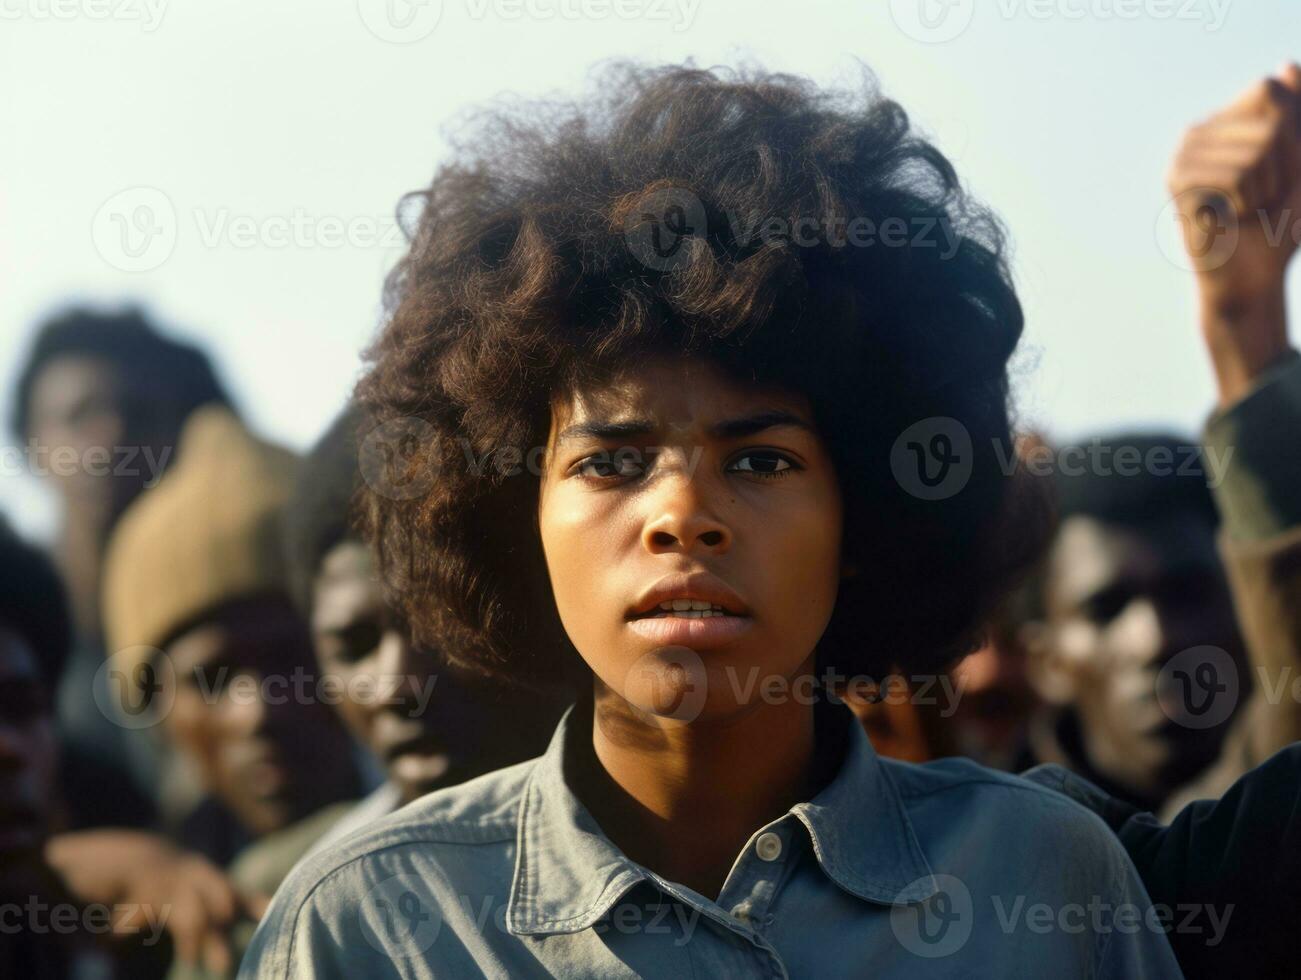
[239,704,1182,978]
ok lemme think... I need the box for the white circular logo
[93,646,174,729]
[888,0,976,44]
[623,186,707,272]
[358,417,440,501]
[890,417,973,501]
[890,873,973,958]
[357,0,443,43]
[1157,645,1239,730]
[91,187,177,272]
[621,646,709,724]
[360,873,442,957]
[1155,187,1240,273]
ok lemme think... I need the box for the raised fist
[1167,64,1301,298]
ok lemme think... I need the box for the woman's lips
[625,611,753,649]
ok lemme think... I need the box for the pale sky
[3,0,1297,538]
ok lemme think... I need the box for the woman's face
[537,356,844,725]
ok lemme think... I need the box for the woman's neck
[574,671,843,901]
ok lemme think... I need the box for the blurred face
[845,679,937,764]
[946,639,1038,768]
[310,540,452,803]
[26,354,178,522]
[28,355,130,511]
[1036,511,1246,795]
[0,628,58,866]
[162,596,359,836]
[537,356,843,726]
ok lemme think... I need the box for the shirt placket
[636,818,799,979]
[711,817,799,978]
[718,819,793,932]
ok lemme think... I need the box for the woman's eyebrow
[555,409,813,446]
[710,409,814,440]
[554,418,657,446]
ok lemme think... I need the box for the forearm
[1198,334,1301,779]
[1197,277,1293,410]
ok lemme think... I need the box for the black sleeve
[1023,745,1301,980]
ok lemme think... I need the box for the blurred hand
[1168,63,1301,290]
[1167,64,1301,405]
[45,829,269,975]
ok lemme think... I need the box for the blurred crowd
[3,65,1301,979]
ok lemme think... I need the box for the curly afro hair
[356,60,1047,692]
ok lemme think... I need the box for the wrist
[1197,282,1291,407]
[1195,271,1285,318]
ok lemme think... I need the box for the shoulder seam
[282,802,522,975]
[894,771,1085,806]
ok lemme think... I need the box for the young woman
[239,62,1181,978]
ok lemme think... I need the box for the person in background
[0,519,78,976]
[1020,62,1301,979]
[843,673,959,764]
[944,606,1040,770]
[1022,63,1301,824]
[941,433,1056,771]
[851,435,1051,770]
[281,405,567,856]
[100,405,364,887]
[0,520,261,979]
[1156,59,1301,816]
[1026,742,1299,980]
[10,306,233,830]
[1019,433,1250,814]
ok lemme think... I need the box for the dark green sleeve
[1203,349,1301,541]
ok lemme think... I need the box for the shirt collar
[507,699,937,936]
[789,703,938,905]
[507,702,649,936]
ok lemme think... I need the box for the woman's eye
[728,451,795,477]
[575,452,646,479]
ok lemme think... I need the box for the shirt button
[755,831,783,862]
